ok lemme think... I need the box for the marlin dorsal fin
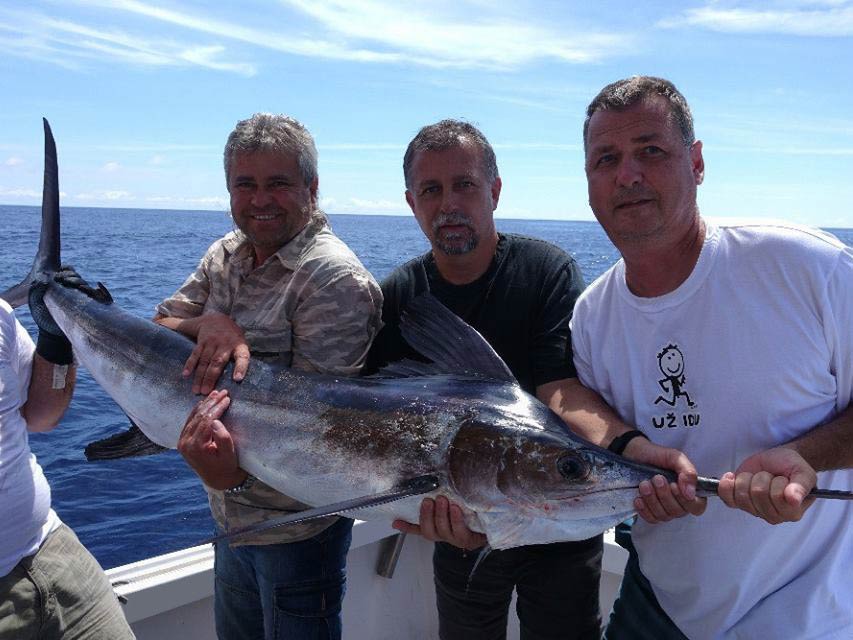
[397,293,517,384]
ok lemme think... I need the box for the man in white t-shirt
[573,76,853,640]
[0,275,134,639]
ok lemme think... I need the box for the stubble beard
[602,185,666,245]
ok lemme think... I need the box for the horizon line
[0,202,600,224]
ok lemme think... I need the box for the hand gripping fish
[3,121,849,550]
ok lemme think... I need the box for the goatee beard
[432,211,478,255]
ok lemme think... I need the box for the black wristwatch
[607,430,649,455]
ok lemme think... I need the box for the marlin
[4,122,849,549]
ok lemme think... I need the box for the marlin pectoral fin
[399,294,518,384]
[206,474,441,544]
[85,422,169,460]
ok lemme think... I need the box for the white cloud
[70,0,630,70]
[0,28,85,70]
[4,157,23,166]
[707,112,853,138]
[69,0,407,64]
[0,187,40,198]
[282,0,628,68]
[102,161,121,172]
[662,1,853,36]
[149,155,166,165]
[0,8,256,75]
[91,143,216,152]
[179,45,255,75]
[145,195,229,208]
[73,190,132,201]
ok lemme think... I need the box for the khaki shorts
[0,524,135,640]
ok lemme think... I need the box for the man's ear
[491,176,502,209]
[691,141,704,186]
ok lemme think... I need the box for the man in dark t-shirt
[366,120,704,640]
[371,233,583,396]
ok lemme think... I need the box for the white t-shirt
[572,222,853,640]
[0,300,60,577]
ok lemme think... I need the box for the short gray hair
[223,113,318,187]
[583,76,695,149]
[403,119,499,189]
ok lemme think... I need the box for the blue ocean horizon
[2,204,851,569]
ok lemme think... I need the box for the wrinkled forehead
[229,150,300,176]
[586,97,680,148]
[409,142,486,180]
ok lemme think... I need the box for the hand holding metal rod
[696,476,853,500]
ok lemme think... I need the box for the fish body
[45,280,666,548]
[3,120,681,550]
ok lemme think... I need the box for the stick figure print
[654,344,695,408]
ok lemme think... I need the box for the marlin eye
[557,454,590,481]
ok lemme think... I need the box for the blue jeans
[434,535,603,640]
[214,517,352,640]
[603,524,688,640]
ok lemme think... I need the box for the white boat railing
[107,520,628,640]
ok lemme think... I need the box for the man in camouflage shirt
[155,113,382,640]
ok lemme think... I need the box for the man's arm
[786,406,853,471]
[154,245,252,395]
[538,378,706,522]
[23,353,76,432]
[718,406,853,524]
[24,268,80,432]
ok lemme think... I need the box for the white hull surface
[107,521,628,639]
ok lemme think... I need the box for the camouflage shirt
[157,213,382,545]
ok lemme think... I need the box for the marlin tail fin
[0,118,61,307]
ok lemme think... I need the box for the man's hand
[717,447,817,524]
[28,266,86,365]
[623,437,707,523]
[392,495,487,551]
[177,389,247,490]
[165,312,251,394]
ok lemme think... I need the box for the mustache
[432,211,474,232]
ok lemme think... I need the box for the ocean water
[1,204,851,569]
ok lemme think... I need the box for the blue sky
[1,0,852,227]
